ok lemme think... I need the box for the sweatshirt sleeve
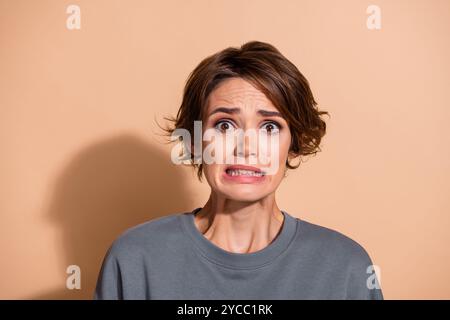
[344,245,384,300]
[93,244,123,300]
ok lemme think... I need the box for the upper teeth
[227,169,263,177]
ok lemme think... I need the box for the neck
[194,192,285,254]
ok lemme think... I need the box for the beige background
[1,0,449,299]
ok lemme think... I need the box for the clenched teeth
[226,169,263,177]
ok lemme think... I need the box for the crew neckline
[179,207,299,269]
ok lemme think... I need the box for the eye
[261,121,280,134]
[214,119,235,133]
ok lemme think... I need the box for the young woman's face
[201,77,292,202]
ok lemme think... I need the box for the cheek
[280,135,291,160]
[203,164,222,181]
[258,134,290,171]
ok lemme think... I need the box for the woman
[94,41,383,300]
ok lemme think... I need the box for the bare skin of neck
[193,194,285,254]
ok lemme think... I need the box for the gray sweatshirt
[94,207,384,300]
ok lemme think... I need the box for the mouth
[224,165,266,178]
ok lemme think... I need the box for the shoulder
[293,218,383,299]
[295,218,375,268]
[107,213,184,258]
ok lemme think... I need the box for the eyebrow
[208,107,283,118]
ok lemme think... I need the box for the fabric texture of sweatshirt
[94,207,384,300]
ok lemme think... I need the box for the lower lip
[222,170,266,184]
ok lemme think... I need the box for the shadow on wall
[31,134,194,299]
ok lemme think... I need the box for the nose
[235,131,257,159]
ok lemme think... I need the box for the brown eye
[215,120,235,133]
[220,122,229,131]
[261,122,280,134]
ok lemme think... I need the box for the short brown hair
[162,41,329,181]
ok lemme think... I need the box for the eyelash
[213,119,282,133]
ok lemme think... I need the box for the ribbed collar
[179,207,298,270]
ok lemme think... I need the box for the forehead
[206,78,277,112]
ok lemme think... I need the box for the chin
[218,186,270,202]
[224,194,266,203]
